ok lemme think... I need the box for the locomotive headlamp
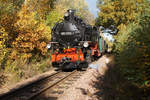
[83,42,89,48]
[69,9,72,13]
[64,12,69,17]
[47,43,51,49]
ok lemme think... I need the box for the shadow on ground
[33,94,58,100]
[92,55,149,100]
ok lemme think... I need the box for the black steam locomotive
[48,9,106,70]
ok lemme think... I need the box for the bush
[114,16,150,97]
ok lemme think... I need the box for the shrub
[114,16,150,94]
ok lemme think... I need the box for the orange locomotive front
[51,48,84,63]
[51,47,87,70]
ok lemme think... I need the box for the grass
[0,56,52,89]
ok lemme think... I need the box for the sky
[85,0,99,18]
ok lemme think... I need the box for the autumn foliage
[96,0,149,27]
[0,0,95,87]
[12,5,51,59]
[96,0,150,98]
[0,0,94,68]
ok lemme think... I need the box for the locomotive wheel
[77,67,82,71]
[61,62,76,71]
[92,55,99,61]
[78,61,88,71]
[79,61,88,68]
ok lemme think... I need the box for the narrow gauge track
[0,70,84,100]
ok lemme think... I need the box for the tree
[96,0,150,27]
[0,0,53,59]
[96,0,150,98]
[46,0,95,27]
[23,0,56,20]
[12,4,51,58]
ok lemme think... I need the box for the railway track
[0,70,85,100]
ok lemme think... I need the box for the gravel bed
[58,55,110,100]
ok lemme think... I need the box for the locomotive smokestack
[64,9,75,21]
[67,9,75,16]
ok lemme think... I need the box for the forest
[96,0,150,99]
[0,0,150,99]
[0,0,94,86]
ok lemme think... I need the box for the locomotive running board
[49,42,59,44]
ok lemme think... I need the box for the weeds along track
[0,70,85,100]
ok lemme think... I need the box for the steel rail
[28,70,77,100]
[0,71,62,100]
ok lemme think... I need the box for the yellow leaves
[136,42,140,45]
[136,0,143,3]
[10,50,18,59]
[37,42,47,55]
[117,24,127,31]
[145,81,150,88]
[9,3,51,59]
[36,23,51,40]
[10,49,32,59]
[101,6,111,13]
[0,0,57,63]
[21,53,32,59]
[0,27,5,32]
[97,0,149,26]
[15,9,38,30]
[23,0,55,19]
[0,27,8,49]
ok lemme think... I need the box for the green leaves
[48,0,94,25]
[96,0,150,97]
[46,9,64,28]
[114,18,150,95]
[96,0,150,27]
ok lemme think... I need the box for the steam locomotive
[47,9,107,70]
